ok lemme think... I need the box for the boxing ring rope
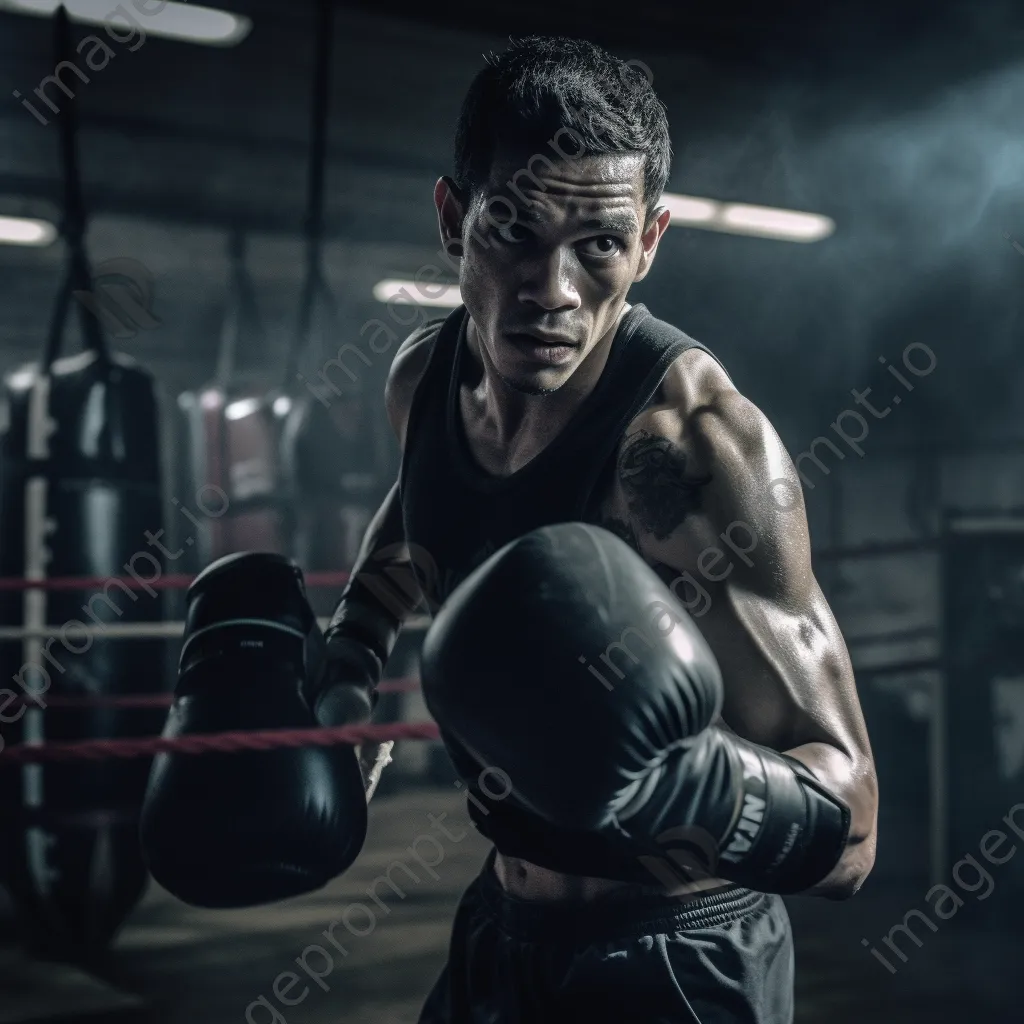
[0,619,432,640]
[0,569,438,770]
[7,675,421,709]
[0,570,352,592]
[9,669,948,767]
[0,533,942,593]
[0,537,937,643]
[0,569,433,638]
[0,543,945,875]
[0,721,441,766]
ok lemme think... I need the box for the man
[316,35,877,1023]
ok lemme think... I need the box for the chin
[493,350,578,396]
[497,368,567,396]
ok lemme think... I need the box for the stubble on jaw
[496,371,562,397]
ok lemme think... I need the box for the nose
[516,247,580,312]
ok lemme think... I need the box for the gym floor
[3,785,1016,1024]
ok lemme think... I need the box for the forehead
[481,147,646,226]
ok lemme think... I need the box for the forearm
[325,479,422,664]
[710,614,876,897]
[312,481,422,728]
[785,741,878,898]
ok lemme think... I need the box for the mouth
[505,331,579,367]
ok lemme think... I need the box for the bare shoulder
[597,346,804,554]
[656,345,736,430]
[630,347,792,498]
[384,318,445,450]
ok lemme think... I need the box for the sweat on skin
[578,519,758,690]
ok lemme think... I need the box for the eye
[579,235,625,259]
[491,221,531,245]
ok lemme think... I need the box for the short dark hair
[454,36,672,224]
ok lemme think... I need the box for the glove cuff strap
[720,743,851,894]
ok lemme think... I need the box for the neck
[464,304,630,445]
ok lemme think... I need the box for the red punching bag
[0,7,168,960]
[282,330,385,586]
[177,232,292,565]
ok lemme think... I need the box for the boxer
[314,34,878,1023]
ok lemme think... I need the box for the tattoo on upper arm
[617,430,712,540]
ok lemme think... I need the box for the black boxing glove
[140,552,368,908]
[612,726,851,894]
[421,523,850,895]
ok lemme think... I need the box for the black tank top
[400,302,729,882]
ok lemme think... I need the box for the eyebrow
[578,213,640,235]
[513,208,640,235]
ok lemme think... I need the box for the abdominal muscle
[493,851,733,904]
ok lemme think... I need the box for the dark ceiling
[344,0,1024,81]
[0,0,1019,236]
[0,0,1021,435]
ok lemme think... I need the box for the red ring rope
[9,676,422,710]
[0,721,440,765]
[0,570,351,592]
[0,535,941,592]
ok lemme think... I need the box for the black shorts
[418,852,794,1024]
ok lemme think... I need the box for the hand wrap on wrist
[308,575,400,722]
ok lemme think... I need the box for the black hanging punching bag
[0,352,167,959]
[0,5,167,960]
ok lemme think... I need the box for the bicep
[635,396,869,759]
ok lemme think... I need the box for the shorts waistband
[474,850,771,944]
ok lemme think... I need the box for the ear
[633,205,671,283]
[434,176,468,260]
